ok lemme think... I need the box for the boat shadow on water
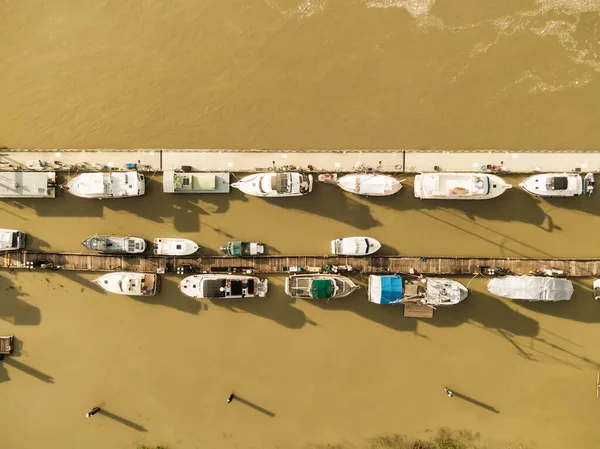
[131,275,204,315]
[0,272,41,326]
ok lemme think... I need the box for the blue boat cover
[378,275,404,304]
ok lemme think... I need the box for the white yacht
[331,237,381,256]
[368,275,469,306]
[94,272,160,296]
[179,274,268,299]
[153,238,199,256]
[285,274,358,300]
[0,229,26,251]
[519,173,583,197]
[65,172,145,199]
[319,173,403,196]
[82,235,146,254]
[414,173,512,200]
[232,172,313,197]
[487,276,573,301]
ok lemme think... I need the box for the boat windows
[548,176,568,190]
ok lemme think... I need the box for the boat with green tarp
[219,241,265,256]
[284,274,358,300]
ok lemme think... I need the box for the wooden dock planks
[0,251,599,276]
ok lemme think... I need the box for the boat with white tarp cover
[487,276,574,301]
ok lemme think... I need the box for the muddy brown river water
[2,1,600,448]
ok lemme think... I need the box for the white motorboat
[414,173,512,200]
[519,173,582,197]
[0,229,26,251]
[65,172,145,199]
[331,237,381,256]
[94,272,160,296]
[179,274,268,299]
[593,279,600,300]
[153,238,199,256]
[285,274,358,299]
[319,173,403,196]
[368,275,469,306]
[487,276,573,301]
[232,172,313,197]
[82,235,146,254]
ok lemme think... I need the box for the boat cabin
[202,278,256,298]
[163,171,230,193]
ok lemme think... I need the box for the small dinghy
[153,238,199,256]
[319,173,403,196]
[232,172,313,197]
[285,274,358,300]
[519,173,582,197]
[487,276,573,301]
[94,272,160,296]
[179,274,268,299]
[368,275,469,306]
[82,235,146,254]
[593,279,600,300]
[414,173,512,200]
[331,237,381,256]
[219,241,265,256]
[584,172,595,196]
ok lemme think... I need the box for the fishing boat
[64,172,145,199]
[153,238,199,256]
[94,272,160,296]
[414,173,512,200]
[285,274,358,299]
[179,274,268,299]
[232,172,313,197]
[519,173,583,197]
[318,173,403,196]
[593,279,600,300]
[368,275,469,306]
[331,237,381,256]
[487,276,573,301]
[219,241,265,256]
[0,229,26,251]
[82,235,146,254]
[584,172,595,196]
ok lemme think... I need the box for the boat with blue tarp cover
[368,274,469,306]
[285,274,358,300]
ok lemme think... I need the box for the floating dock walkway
[4,252,600,277]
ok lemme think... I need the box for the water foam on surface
[264,0,326,19]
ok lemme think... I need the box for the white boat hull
[520,173,582,197]
[179,274,268,299]
[331,237,381,256]
[153,238,199,256]
[94,272,159,296]
[414,173,512,200]
[336,174,402,196]
[285,274,358,299]
[232,173,313,197]
[65,172,146,199]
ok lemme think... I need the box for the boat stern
[413,174,423,198]
[256,278,268,297]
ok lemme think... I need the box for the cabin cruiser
[368,275,469,306]
[285,274,358,300]
[414,173,512,200]
[318,173,403,196]
[179,274,268,299]
[220,241,265,256]
[0,229,26,251]
[487,276,573,301]
[519,173,584,197]
[64,172,145,199]
[593,279,600,300]
[232,172,313,197]
[94,272,160,296]
[153,238,199,256]
[331,237,381,256]
[82,235,146,254]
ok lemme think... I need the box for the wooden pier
[3,251,600,277]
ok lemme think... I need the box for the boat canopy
[368,275,403,304]
[310,279,333,299]
[548,176,568,190]
[488,276,574,301]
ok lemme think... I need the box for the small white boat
[414,173,512,200]
[65,172,145,199]
[94,272,160,296]
[368,275,469,306]
[331,237,381,256]
[232,172,313,197]
[319,173,403,196]
[153,238,199,256]
[519,173,582,197]
[179,274,268,299]
[82,235,146,254]
[487,276,573,301]
[593,279,600,300]
[584,172,595,196]
[285,274,358,299]
[0,229,26,251]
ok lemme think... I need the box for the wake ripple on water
[263,0,326,19]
